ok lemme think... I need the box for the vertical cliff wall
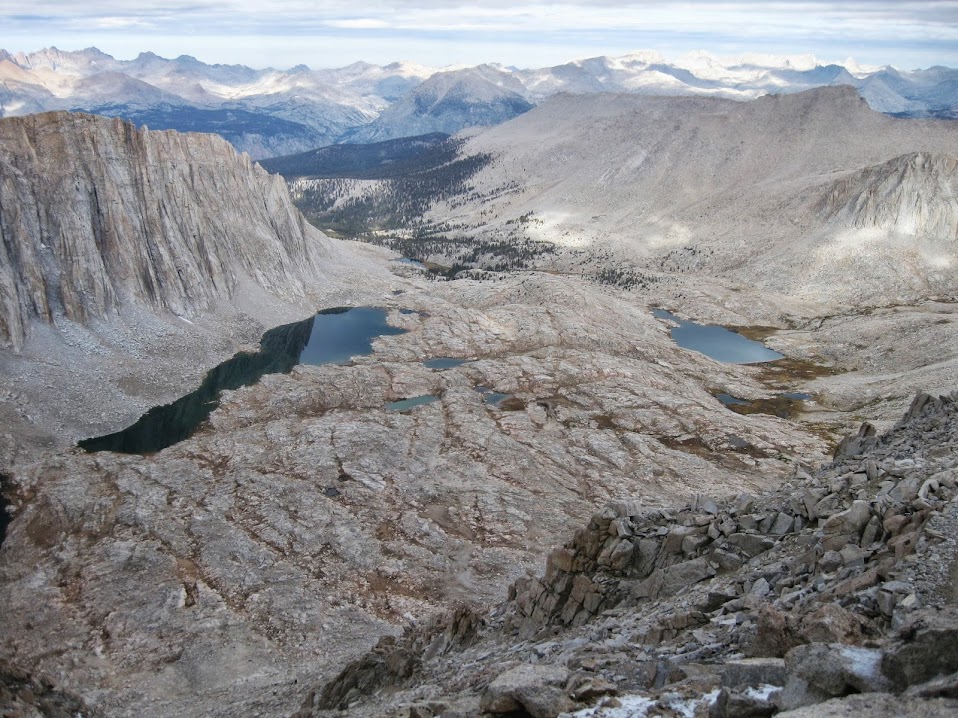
[0,111,335,351]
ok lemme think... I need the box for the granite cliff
[0,111,336,352]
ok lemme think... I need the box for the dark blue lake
[80,307,408,455]
[653,309,784,364]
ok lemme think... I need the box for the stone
[882,607,958,692]
[770,512,794,535]
[778,643,891,711]
[480,664,572,718]
[0,660,103,718]
[710,687,777,718]
[682,533,710,556]
[818,550,842,573]
[798,604,877,645]
[750,578,770,597]
[664,526,698,554]
[748,605,798,659]
[812,494,843,519]
[860,516,881,547]
[635,557,716,600]
[822,500,871,536]
[566,673,618,701]
[833,422,878,460]
[776,693,958,718]
[904,671,958,699]
[838,544,867,569]
[727,533,774,558]
[721,658,787,689]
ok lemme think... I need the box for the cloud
[2,1,956,69]
[324,18,390,30]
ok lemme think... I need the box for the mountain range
[2,47,956,158]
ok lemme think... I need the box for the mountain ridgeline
[0,111,337,351]
[3,47,956,158]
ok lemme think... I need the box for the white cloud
[324,18,390,30]
[2,1,956,69]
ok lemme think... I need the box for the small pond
[387,394,441,412]
[716,391,814,419]
[653,309,784,364]
[80,307,408,454]
[476,386,513,407]
[424,357,468,370]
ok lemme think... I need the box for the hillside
[259,132,449,179]
[412,87,958,306]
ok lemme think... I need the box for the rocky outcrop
[295,390,958,716]
[0,111,335,350]
[817,152,958,240]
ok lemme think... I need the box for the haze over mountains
[2,46,957,158]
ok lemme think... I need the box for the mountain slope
[416,87,958,305]
[258,132,449,179]
[0,111,338,351]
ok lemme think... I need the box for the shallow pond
[654,309,784,364]
[716,391,814,419]
[475,386,513,407]
[80,307,408,454]
[387,394,440,411]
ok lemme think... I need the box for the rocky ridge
[295,390,958,717]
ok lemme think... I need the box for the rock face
[817,152,958,240]
[0,111,335,351]
[295,389,958,717]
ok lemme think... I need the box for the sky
[2,1,958,71]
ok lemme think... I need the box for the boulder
[798,604,877,645]
[777,693,958,717]
[721,658,787,689]
[882,607,958,692]
[778,643,891,711]
[710,687,778,718]
[748,605,799,659]
[822,500,870,536]
[480,664,573,718]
